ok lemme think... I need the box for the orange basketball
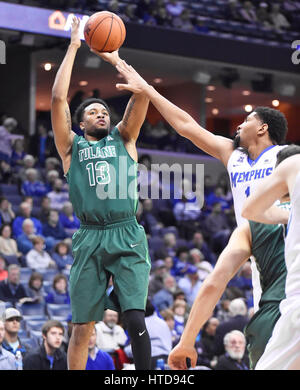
[84,11,126,52]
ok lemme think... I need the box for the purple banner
[0,1,88,39]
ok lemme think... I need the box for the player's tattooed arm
[118,93,149,143]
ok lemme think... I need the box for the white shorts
[255,296,300,370]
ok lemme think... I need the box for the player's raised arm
[115,61,234,165]
[167,223,252,370]
[51,16,80,173]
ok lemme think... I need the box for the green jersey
[249,220,287,306]
[66,127,139,225]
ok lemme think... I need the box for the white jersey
[256,171,300,370]
[227,144,286,312]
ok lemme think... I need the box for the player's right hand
[168,343,197,370]
[70,15,81,49]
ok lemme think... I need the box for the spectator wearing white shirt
[26,236,56,270]
[0,117,24,162]
[95,309,127,353]
[47,178,69,211]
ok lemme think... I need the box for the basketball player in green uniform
[51,16,151,370]
[167,200,289,369]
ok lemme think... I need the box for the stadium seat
[19,267,33,284]
[16,302,46,316]
[26,319,46,332]
[46,304,71,318]
[21,337,39,350]
[35,269,59,282]
[29,330,43,346]
[0,184,19,195]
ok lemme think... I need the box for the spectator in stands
[148,259,168,297]
[189,248,213,282]
[239,1,258,23]
[16,219,35,255]
[26,236,56,270]
[173,193,202,240]
[107,0,119,14]
[0,319,15,370]
[194,17,209,34]
[206,186,231,211]
[23,320,67,370]
[154,5,173,27]
[214,330,249,370]
[0,160,13,184]
[204,202,231,253]
[45,170,59,192]
[195,317,219,369]
[155,232,177,259]
[17,155,37,183]
[12,201,43,238]
[10,139,26,171]
[216,299,232,323]
[0,224,21,261]
[152,274,177,311]
[160,308,180,347]
[59,201,80,237]
[24,272,45,304]
[269,3,291,31]
[0,264,28,306]
[224,0,243,22]
[256,2,273,28]
[177,265,203,307]
[145,299,172,369]
[42,210,68,244]
[45,274,70,304]
[42,157,62,182]
[171,246,190,277]
[138,154,160,200]
[29,123,56,167]
[2,308,30,357]
[135,0,155,22]
[21,168,48,197]
[166,0,184,18]
[36,196,51,224]
[188,231,216,265]
[120,4,139,23]
[172,8,194,32]
[213,298,249,357]
[139,199,162,236]
[0,117,24,162]
[172,299,188,338]
[0,197,15,224]
[95,309,127,353]
[52,241,73,272]
[0,255,8,282]
[47,178,69,211]
[86,326,115,370]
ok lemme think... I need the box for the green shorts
[69,216,151,323]
[244,302,281,369]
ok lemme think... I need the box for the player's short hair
[74,98,110,125]
[276,144,300,167]
[253,106,288,145]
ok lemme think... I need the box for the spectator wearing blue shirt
[12,202,43,238]
[21,168,48,197]
[52,241,73,271]
[59,202,80,237]
[10,139,26,171]
[45,274,70,305]
[152,274,177,311]
[42,210,68,244]
[16,219,36,255]
[86,326,115,370]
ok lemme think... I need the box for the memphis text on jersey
[230,167,273,188]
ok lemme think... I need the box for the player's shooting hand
[115,60,149,94]
[70,15,81,49]
[167,344,197,370]
[90,48,120,66]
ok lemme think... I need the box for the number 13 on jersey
[86,161,111,186]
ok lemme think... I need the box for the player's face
[234,112,263,149]
[81,103,111,140]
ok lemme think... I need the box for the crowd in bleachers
[31,0,300,45]
[0,112,255,370]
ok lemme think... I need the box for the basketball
[84,11,126,53]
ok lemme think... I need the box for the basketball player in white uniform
[243,145,300,370]
[114,60,288,312]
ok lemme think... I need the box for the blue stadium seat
[21,337,39,350]
[35,269,59,282]
[16,302,46,316]
[19,267,33,284]
[26,320,46,332]
[29,330,43,346]
[46,304,71,318]
[0,184,19,195]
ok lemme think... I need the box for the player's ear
[258,123,268,137]
[79,121,85,131]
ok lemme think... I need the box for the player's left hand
[90,48,120,67]
[168,343,198,370]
